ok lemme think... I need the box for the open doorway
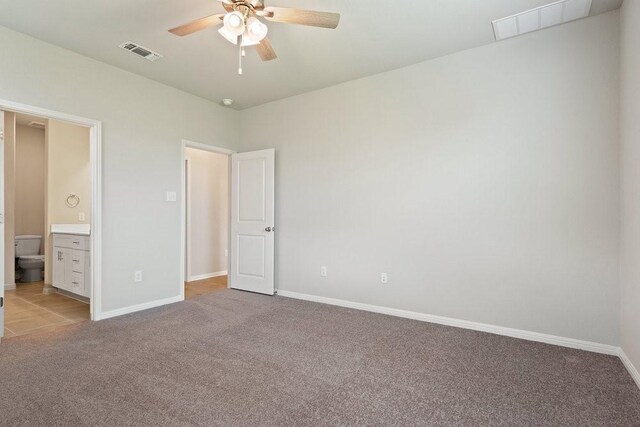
[1,111,91,339]
[182,141,233,300]
[0,99,102,343]
[180,141,276,300]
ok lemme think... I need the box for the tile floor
[1,276,227,340]
[3,282,90,339]
[185,275,228,299]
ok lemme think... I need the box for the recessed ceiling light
[222,99,234,107]
[492,0,592,41]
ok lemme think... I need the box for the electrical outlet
[134,271,143,283]
[320,266,328,277]
[166,191,177,202]
[381,273,388,284]
[78,212,85,221]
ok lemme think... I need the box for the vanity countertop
[51,224,90,236]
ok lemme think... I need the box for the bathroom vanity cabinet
[52,233,91,298]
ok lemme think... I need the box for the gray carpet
[1,290,639,426]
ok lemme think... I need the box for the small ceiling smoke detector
[119,41,163,62]
[492,0,592,41]
[222,99,234,107]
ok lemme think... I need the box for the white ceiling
[0,0,623,110]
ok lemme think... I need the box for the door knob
[265,227,272,232]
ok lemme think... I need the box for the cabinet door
[52,247,66,288]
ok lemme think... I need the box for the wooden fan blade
[256,37,277,61]
[262,7,340,29]
[169,14,224,36]
[221,2,234,13]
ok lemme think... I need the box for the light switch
[166,191,177,202]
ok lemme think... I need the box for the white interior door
[229,148,275,295]
[0,110,5,340]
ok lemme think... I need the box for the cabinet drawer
[53,234,90,250]
[71,250,85,273]
[71,272,84,295]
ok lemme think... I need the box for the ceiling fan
[169,0,341,75]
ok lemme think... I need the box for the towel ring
[65,194,80,208]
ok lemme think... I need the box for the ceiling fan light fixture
[223,11,245,36]
[246,17,268,42]
[169,1,342,74]
[218,26,260,46]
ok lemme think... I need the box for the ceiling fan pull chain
[237,34,243,75]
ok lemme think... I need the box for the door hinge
[0,297,3,308]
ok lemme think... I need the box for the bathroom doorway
[0,99,102,342]
[181,140,233,300]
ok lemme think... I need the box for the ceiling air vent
[119,41,163,62]
[492,0,592,41]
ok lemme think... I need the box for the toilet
[15,235,44,282]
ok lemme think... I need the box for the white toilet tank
[15,235,42,256]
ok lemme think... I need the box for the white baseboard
[187,271,227,282]
[619,349,640,390]
[276,290,619,356]
[4,283,16,290]
[99,295,183,320]
[56,288,89,304]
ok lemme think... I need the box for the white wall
[185,148,228,279]
[15,124,45,241]
[620,0,640,376]
[0,26,240,313]
[240,12,621,345]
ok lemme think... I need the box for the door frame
[184,157,190,282]
[180,139,235,300]
[0,98,102,321]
